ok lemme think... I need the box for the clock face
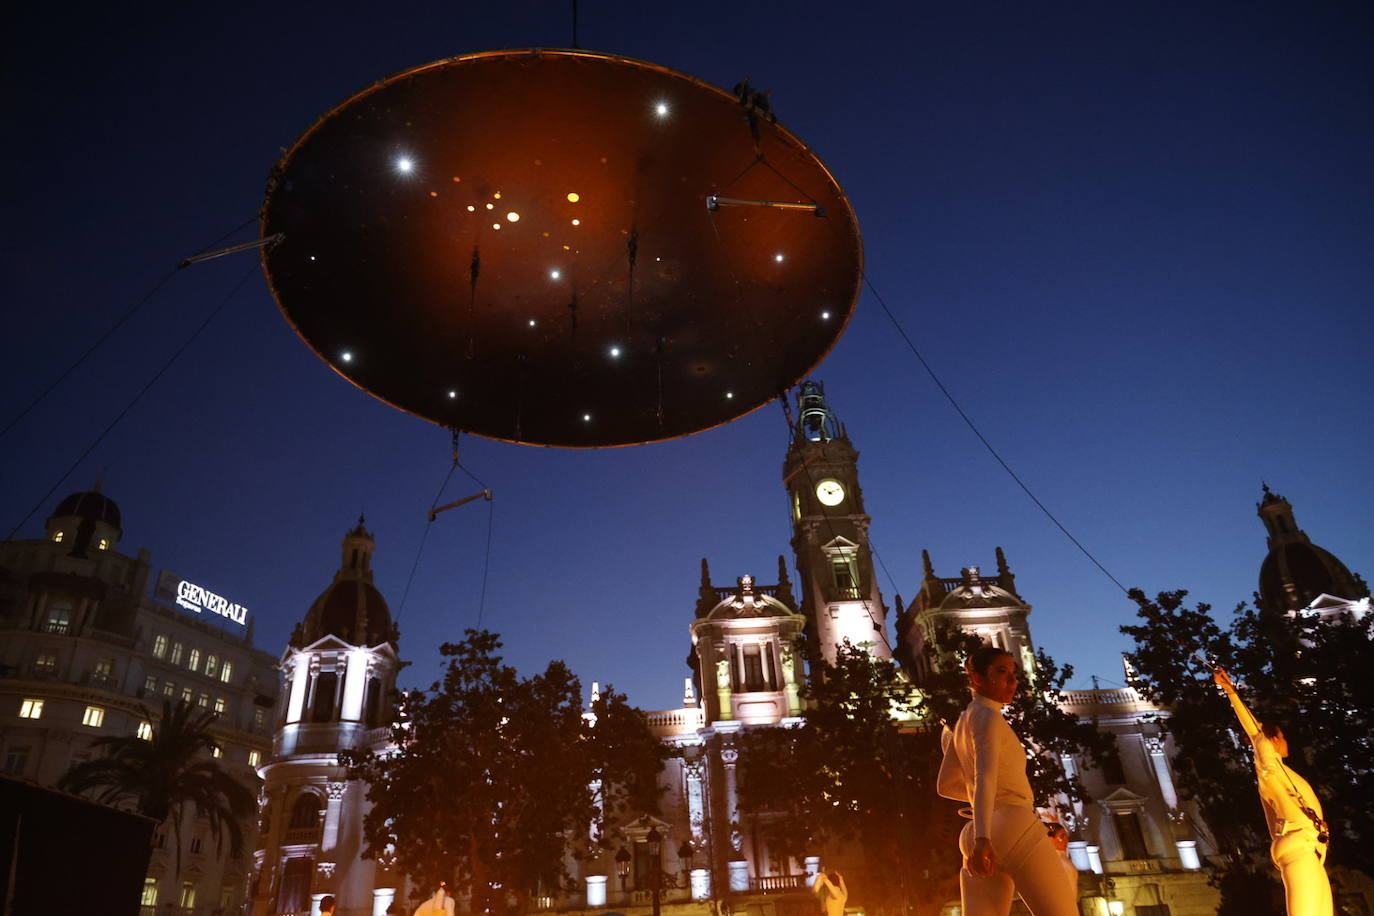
[816,479,846,507]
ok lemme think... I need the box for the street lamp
[647,827,663,916]
[615,847,632,892]
[677,839,695,883]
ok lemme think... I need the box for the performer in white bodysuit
[1214,667,1332,916]
[812,870,848,916]
[937,646,1077,916]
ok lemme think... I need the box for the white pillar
[1146,737,1179,810]
[690,868,711,900]
[341,650,369,721]
[804,856,821,887]
[1067,841,1090,871]
[322,782,346,850]
[310,893,327,916]
[685,767,705,844]
[1086,845,1103,874]
[372,888,397,916]
[286,653,310,723]
[1176,839,1201,869]
[585,875,608,907]
[728,860,750,892]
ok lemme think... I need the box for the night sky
[4,2,1371,712]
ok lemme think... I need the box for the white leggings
[1272,833,1332,916]
[958,807,1078,916]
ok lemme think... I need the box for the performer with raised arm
[812,869,848,916]
[1213,667,1332,916]
[937,646,1077,916]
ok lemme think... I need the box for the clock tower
[783,381,892,664]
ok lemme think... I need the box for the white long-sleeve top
[938,694,1034,838]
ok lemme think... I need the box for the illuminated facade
[0,489,278,914]
[251,518,403,916]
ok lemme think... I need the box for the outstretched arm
[1213,667,1261,739]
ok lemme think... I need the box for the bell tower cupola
[782,381,892,664]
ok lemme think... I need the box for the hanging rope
[0,215,258,445]
[860,276,1129,595]
[4,261,259,544]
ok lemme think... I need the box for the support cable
[4,262,259,543]
[0,215,258,444]
[861,276,1129,595]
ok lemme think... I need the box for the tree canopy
[342,630,666,915]
[1120,589,1374,911]
[735,634,1106,916]
[59,699,256,881]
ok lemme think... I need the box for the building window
[248,750,261,767]
[144,675,158,695]
[182,687,193,705]
[219,661,234,684]
[170,642,184,666]
[82,705,105,728]
[140,878,158,907]
[205,655,218,679]
[153,635,168,659]
[830,556,860,598]
[188,649,201,672]
[34,652,57,675]
[51,530,65,543]
[253,707,266,729]
[365,677,382,727]
[210,745,222,759]
[179,882,197,909]
[1114,811,1151,860]
[43,604,72,635]
[19,698,44,719]
[276,857,313,914]
[740,644,769,692]
[220,885,235,908]
[163,681,176,697]
[137,720,153,741]
[1100,738,1127,785]
[214,697,226,715]
[190,835,204,854]
[92,658,115,686]
[197,693,210,709]
[96,538,110,551]
[3,745,31,776]
[289,794,322,830]
[311,672,338,722]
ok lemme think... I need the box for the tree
[59,699,256,881]
[737,641,957,916]
[736,634,1106,916]
[1120,589,1374,913]
[342,630,666,915]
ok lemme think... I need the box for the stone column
[721,747,741,853]
[322,782,347,851]
[286,653,310,724]
[585,876,608,907]
[340,650,369,722]
[684,763,706,844]
[714,654,733,721]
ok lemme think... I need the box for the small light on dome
[493,191,502,199]
[609,346,621,358]
[550,269,561,279]
[583,413,592,422]
[485,203,495,210]
[395,157,414,173]
[774,253,784,263]
[492,223,502,230]
[341,351,353,363]
[726,391,734,399]
[507,212,520,222]
[467,205,476,212]
[448,390,457,399]
[528,319,537,327]
[655,102,669,117]
[309,255,316,261]
[571,218,581,226]
[821,310,832,320]
[567,192,580,203]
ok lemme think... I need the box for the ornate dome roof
[1256,487,1360,614]
[294,517,394,647]
[52,490,122,530]
[937,579,1025,611]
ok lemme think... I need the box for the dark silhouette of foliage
[1120,588,1374,913]
[59,699,256,881]
[342,630,666,916]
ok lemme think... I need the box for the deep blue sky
[4,2,1371,711]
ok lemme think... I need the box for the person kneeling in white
[938,646,1077,916]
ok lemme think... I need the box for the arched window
[364,677,382,727]
[288,793,322,830]
[311,672,338,722]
